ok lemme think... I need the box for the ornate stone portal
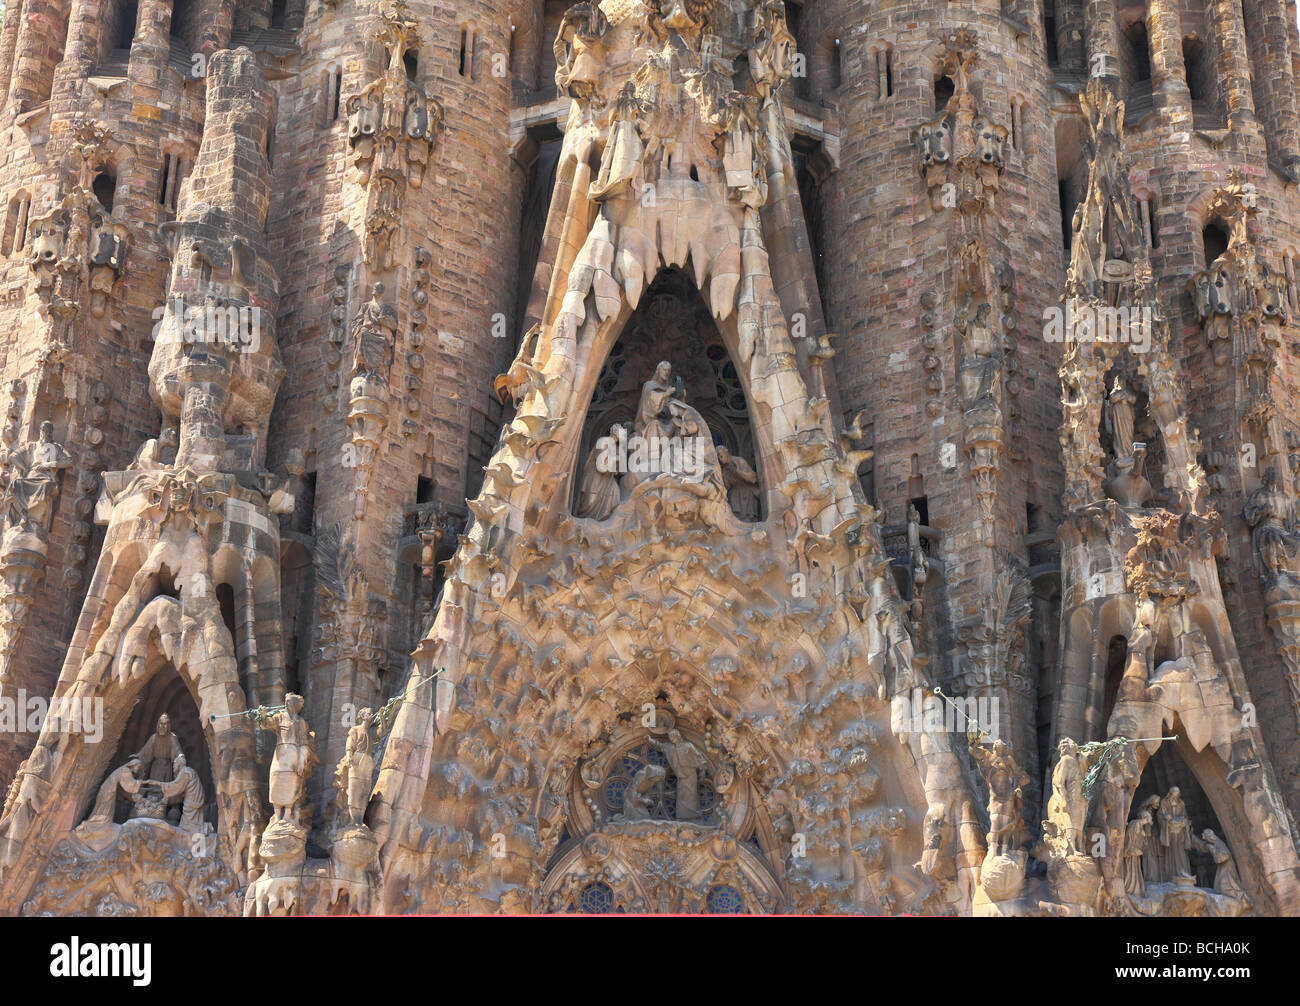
[366,0,981,916]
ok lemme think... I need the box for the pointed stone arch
[0,591,260,913]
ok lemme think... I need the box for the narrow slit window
[323,67,342,125]
[2,192,29,256]
[158,153,173,207]
[458,27,474,79]
[16,196,30,251]
[876,47,895,101]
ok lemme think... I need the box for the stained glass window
[705,885,744,914]
[576,881,615,914]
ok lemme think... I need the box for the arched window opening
[829,37,842,90]
[170,0,199,50]
[1043,0,1060,66]
[934,74,955,114]
[117,2,140,50]
[1124,20,1151,83]
[279,543,313,699]
[1055,118,1086,253]
[513,129,562,335]
[158,153,188,212]
[93,171,117,213]
[1183,37,1210,102]
[1009,98,1025,151]
[877,45,894,99]
[404,47,419,82]
[1138,192,1159,249]
[322,67,343,125]
[1102,634,1128,727]
[1202,221,1229,267]
[1058,179,1075,250]
[216,582,242,674]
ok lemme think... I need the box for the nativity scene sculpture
[80,714,209,835]
[574,360,735,527]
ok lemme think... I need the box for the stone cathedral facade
[0,0,1297,917]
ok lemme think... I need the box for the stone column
[196,0,236,54]
[1212,0,1255,129]
[6,0,68,113]
[1146,0,1186,97]
[0,0,27,107]
[510,0,543,94]
[126,0,174,89]
[1057,0,1086,73]
[1083,0,1118,82]
[52,0,105,104]
[1256,0,1300,164]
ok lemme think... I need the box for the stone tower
[0,0,1297,917]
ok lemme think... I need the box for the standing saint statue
[1123,804,1154,897]
[1138,794,1164,883]
[1244,468,1297,582]
[257,693,317,824]
[350,282,399,383]
[1047,737,1087,855]
[132,713,183,784]
[1105,377,1138,466]
[970,739,1029,855]
[651,729,707,822]
[334,708,375,828]
[1159,787,1193,880]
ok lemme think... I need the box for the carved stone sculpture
[162,753,205,833]
[1123,804,1153,897]
[335,708,375,829]
[651,729,706,822]
[1158,787,1193,881]
[86,757,143,824]
[1046,738,1086,856]
[971,739,1028,856]
[132,713,183,784]
[257,693,317,825]
[717,446,760,522]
